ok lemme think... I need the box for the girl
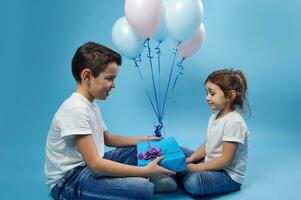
[182,69,250,198]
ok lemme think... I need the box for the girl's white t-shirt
[205,110,249,184]
[44,93,107,189]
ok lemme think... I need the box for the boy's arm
[187,141,238,172]
[104,130,160,147]
[186,143,206,163]
[75,134,173,177]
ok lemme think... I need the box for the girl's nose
[205,95,210,101]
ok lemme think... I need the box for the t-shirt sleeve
[222,121,245,144]
[102,119,108,132]
[58,106,92,138]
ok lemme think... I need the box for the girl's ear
[227,90,237,102]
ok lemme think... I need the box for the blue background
[1,0,300,199]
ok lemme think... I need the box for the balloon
[112,17,144,60]
[125,0,163,38]
[177,23,206,58]
[166,0,204,42]
[153,0,169,42]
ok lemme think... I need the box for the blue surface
[0,0,301,199]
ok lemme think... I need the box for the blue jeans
[180,146,241,198]
[51,146,154,200]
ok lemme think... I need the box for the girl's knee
[183,173,200,197]
[151,176,178,193]
[180,146,194,157]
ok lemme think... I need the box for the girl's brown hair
[205,69,251,114]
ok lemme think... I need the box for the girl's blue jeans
[180,146,242,198]
[51,146,154,200]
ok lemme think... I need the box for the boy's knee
[129,178,154,200]
[118,146,136,153]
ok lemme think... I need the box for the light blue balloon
[165,0,204,42]
[153,0,169,42]
[112,17,144,60]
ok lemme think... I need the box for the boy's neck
[76,84,94,102]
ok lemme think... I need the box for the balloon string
[134,58,160,119]
[161,58,185,120]
[161,47,178,120]
[172,58,185,92]
[145,38,161,123]
[153,120,163,137]
[155,41,163,120]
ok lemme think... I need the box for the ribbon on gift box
[137,141,162,160]
[137,140,182,161]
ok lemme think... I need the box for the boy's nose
[111,82,116,88]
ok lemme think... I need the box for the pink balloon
[125,0,163,38]
[177,24,206,59]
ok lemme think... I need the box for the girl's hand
[186,156,194,164]
[186,163,201,173]
[144,157,175,178]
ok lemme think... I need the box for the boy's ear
[81,69,92,82]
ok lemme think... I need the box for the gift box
[137,137,186,172]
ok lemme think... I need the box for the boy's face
[89,63,119,100]
[205,81,229,111]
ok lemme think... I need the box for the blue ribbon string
[160,47,178,121]
[134,40,184,137]
[161,58,185,120]
[145,39,161,121]
[172,58,185,92]
[145,39,164,136]
[134,57,160,119]
[155,41,162,120]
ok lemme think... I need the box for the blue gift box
[137,137,186,172]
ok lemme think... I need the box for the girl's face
[205,81,230,111]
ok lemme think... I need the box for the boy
[45,42,174,200]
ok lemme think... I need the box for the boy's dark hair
[72,42,122,82]
[205,68,251,115]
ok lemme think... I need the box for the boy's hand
[144,157,175,178]
[146,135,162,141]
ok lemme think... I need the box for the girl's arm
[187,141,238,172]
[104,130,160,147]
[186,143,206,163]
[75,134,173,177]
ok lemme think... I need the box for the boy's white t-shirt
[44,92,107,189]
[205,110,249,184]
